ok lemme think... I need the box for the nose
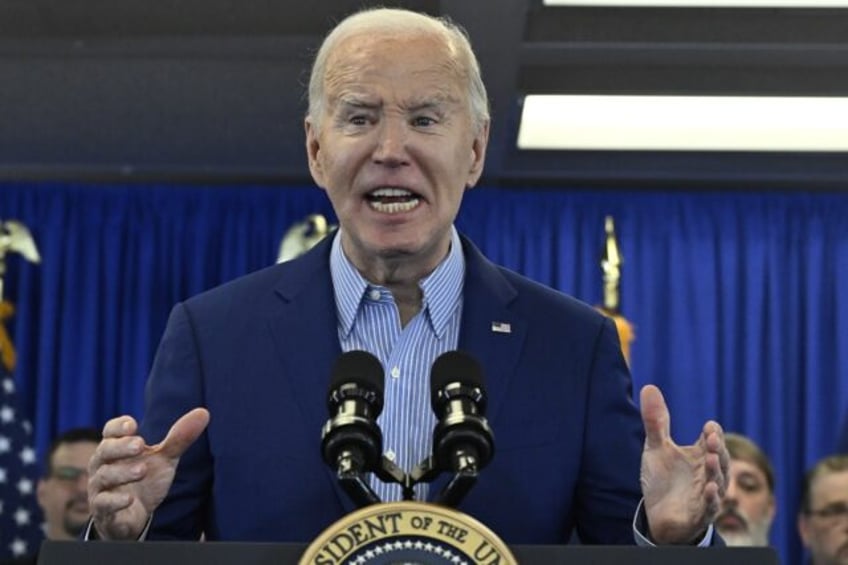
[723,479,738,503]
[372,117,409,167]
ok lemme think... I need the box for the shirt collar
[330,227,465,339]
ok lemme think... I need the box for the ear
[797,513,812,547]
[766,494,777,522]
[305,117,327,189]
[36,478,47,509]
[465,120,490,189]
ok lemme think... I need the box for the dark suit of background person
[138,233,644,544]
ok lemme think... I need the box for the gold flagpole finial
[600,215,622,314]
[277,214,337,263]
[597,216,635,365]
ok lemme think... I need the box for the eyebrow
[335,93,459,113]
[337,97,379,111]
[403,92,460,111]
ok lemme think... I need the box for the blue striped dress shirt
[330,227,465,502]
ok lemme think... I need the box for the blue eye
[412,116,436,127]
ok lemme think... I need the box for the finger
[640,384,671,450]
[88,459,147,495]
[704,427,729,498]
[150,408,210,459]
[90,490,135,519]
[89,436,145,473]
[703,481,721,522]
[102,415,139,439]
[705,421,730,479]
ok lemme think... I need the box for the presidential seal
[299,501,517,565]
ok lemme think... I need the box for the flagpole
[597,216,635,365]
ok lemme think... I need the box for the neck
[48,525,76,541]
[360,259,425,327]
[340,233,453,327]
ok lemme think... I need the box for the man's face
[799,470,848,565]
[305,31,488,275]
[36,441,97,540]
[715,458,775,546]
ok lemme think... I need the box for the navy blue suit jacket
[140,234,645,544]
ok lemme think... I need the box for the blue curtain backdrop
[2,181,847,564]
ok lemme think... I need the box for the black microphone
[321,350,385,506]
[430,351,494,498]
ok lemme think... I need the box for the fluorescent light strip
[517,95,848,151]
[544,1,848,6]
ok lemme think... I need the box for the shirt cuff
[83,514,153,541]
[632,499,714,547]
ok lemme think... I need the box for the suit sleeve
[139,302,212,540]
[574,316,645,544]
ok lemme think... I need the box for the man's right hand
[87,408,210,540]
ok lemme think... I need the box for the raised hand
[87,408,210,540]
[639,385,729,544]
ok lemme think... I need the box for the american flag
[0,367,44,559]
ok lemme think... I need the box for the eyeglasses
[807,503,848,524]
[49,466,89,483]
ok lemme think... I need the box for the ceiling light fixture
[517,95,848,151]
[543,0,848,6]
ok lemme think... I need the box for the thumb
[640,384,670,450]
[151,408,210,459]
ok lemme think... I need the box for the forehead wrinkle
[321,32,468,113]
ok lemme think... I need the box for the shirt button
[385,450,396,462]
[390,366,400,379]
[369,289,381,301]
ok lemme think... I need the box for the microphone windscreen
[329,350,385,395]
[430,350,484,405]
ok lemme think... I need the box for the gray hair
[307,7,490,135]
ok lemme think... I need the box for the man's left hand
[639,384,729,544]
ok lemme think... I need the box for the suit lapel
[429,236,527,503]
[458,235,526,424]
[265,236,357,514]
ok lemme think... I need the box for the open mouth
[365,187,422,214]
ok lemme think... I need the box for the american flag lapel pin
[491,321,511,334]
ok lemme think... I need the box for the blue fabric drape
[2,182,846,564]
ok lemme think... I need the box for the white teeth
[370,187,413,197]
[369,199,420,214]
[366,186,420,214]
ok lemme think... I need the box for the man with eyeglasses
[798,454,848,565]
[1,428,101,565]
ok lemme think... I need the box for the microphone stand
[337,452,417,507]
[409,452,480,508]
[436,449,480,507]
[375,455,417,501]
[335,449,382,507]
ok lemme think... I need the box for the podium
[39,540,779,564]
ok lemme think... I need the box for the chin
[720,532,755,547]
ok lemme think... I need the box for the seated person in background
[797,454,848,565]
[715,433,776,547]
[1,428,101,565]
